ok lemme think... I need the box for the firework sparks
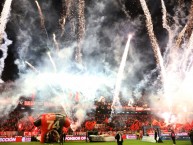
[76,0,85,63]
[0,0,13,43]
[25,61,39,73]
[53,33,60,52]
[175,1,193,48]
[118,0,130,19]
[185,0,193,39]
[187,31,193,51]
[60,0,72,37]
[35,0,44,29]
[60,17,66,37]
[160,0,173,48]
[175,24,187,49]
[0,0,13,80]
[140,0,166,84]
[182,30,193,71]
[35,0,49,41]
[111,34,132,115]
[47,51,57,73]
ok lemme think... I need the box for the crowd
[0,107,181,134]
[0,110,23,131]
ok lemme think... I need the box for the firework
[47,51,57,73]
[35,0,49,41]
[60,0,72,37]
[111,34,132,115]
[76,0,85,63]
[175,1,193,48]
[0,0,13,80]
[185,0,193,40]
[53,33,60,52]
[35,0,44,29]
[118,0,130,19]
[0,0,13,43]
[25,61,39,73]
[160,0,173,47]
[140,0,166,83]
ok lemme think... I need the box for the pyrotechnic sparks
[0,0,13,43]
[139,0,166,84]
[138,0,193,125]
[118,0,130,19]
[175,24,187,49]
[25,61,39,73]
[0,0,13,81]
[35,0,49,41]
[35,0,44,29]
[47,51,57,73]
[160,0,173,47]
[76,0,85,63]
[60,0,72,37]
[175,1,193,48]
[111,34,132,115]
[184,0,193,40]
[53,33,60,52]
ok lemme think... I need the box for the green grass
[0,140,191,145]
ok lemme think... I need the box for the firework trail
[25,61,39,73]
[35,1,44,29]
[0,33,12,80]
[181,30,193,71]
[60,0,67,36]
[118,0,130,19]
[0,0,13,80]
[0,0,13,42]
[47,51,57,73]
[175,24,187,48]
[111,34,132,116]
[139,0,166,83]
[175,1,193,48]
[60,0,73,37]
[185,31,193,70]
[187,31,193,51]
[35,0,49,41]
[160,0,173,48]
[53,33,60,52]
[76,0,85,63]
[185,0,193,39]
[60,17,66,37]
[176,25,193,73]
[69,0,76,36]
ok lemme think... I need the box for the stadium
[0,0,193,145]
[0,82,192,145]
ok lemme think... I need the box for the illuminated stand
[34,113,70,143]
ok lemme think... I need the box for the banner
[0,137,31,142]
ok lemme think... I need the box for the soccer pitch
[0,140,191,145]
